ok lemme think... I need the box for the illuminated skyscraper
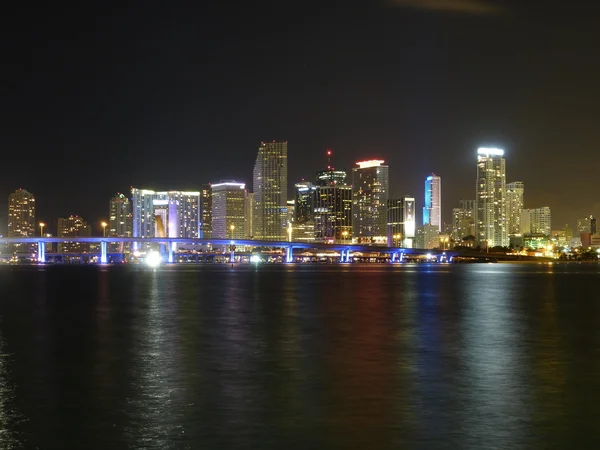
[387,196,415,248]
[8,189,35,238]
[57,215,91,253]
[313,182,352,242]
[294,181,316,224]
[200,184,212,238]
[252,141,288,240]
[524,207,551,236]
[352,160,389,243]
[245,192,254,238]
[109,193,133,253]
[506,181,524,235]
[131,189,200,247]
[577,216,597,234]
[423,174,441,232]
[475,148,508,247]
[451,200,476,241]
[211,182,246,239]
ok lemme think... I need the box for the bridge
[0,236,449,264]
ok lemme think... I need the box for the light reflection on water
[0,264,599,449]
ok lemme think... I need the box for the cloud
[388,0,502,15]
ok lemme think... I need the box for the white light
[146,251,161,267]
[250,255,261,263]
[477,147,504,156]
[211,182,245,189]
[356,160,385,168]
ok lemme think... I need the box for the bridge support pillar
[168,242,175,263]
[285,246,293,263]
[37,241,45,263]
[100,241,108,264]
[399,252,404,263]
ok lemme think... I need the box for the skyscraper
[294,181,316,224]
[423,174,441,232]
[57,215,91,253]
[200,184,212,239]
[211,182,246,239]
[475,148,508,247]
[244,192,254,238]
[577,216,597,234]
[527,207,552,236]
[387,196,416,248]
[109,193,133,253]
[8,189,35,238]
[252,141,288,240]
[451,199,476,241]
[131,189,200,242]
[352,160,389,244]
[313,172,352,243]
[506,181,524,235]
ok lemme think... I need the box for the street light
[393,233,401,247]
[230,224,235,239]
[101,221,108,237]
[342,230,349,243]
[39,222,45,237]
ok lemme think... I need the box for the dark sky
[2,0,599,235]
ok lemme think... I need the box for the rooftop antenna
[326,149,332,170]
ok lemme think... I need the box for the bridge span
[0,236,450,264]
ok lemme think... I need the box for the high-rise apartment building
[475,148,508,247]
[211,182,246,240]
[352,160,389,244]
[8,189,35,238]
[57,215,91,253]
[523,206,552,237]
[200,184,212,239]
[387,196,416,248]
[452,199,476,241]
[423,174,441,232]
[252,141,288,240]
[131,189,200,245]
[577,216,597,234]
[506,181,524,235]
[109,193,133,253]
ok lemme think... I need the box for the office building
[475,148,508,247]
[294,181,316,224]
[131,189,200,245]
[506,181,524,235]
[8,188,35,238]
[211,182,246,239]
[252,141,288,240]
[423,174,441,232]
[577,216,597,235]
[451,199,476,241]
[200,184,212,238]
[352,160,389,244]
[387,196,416,248]
[57,215,91,253]
[313,175,353,242]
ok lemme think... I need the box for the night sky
[2,0,599,234]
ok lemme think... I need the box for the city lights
[356,160,385,169]
[145,251,161,267]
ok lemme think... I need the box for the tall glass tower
[506,181,524,235]
[8,189,35,238]
[475,148,508,247]
[252,141,288,240]
[352,160,389,243]
[423,174,441,232]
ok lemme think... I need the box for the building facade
[252,141,288,240]
[528,207,552,236]
[8,189,35,238]
[387,196,416,248]
[57,215,91,253]
[452,199,476,242]
[200,184,212,239]
[131,188,200,245]
[294,181,316,224]
[475,148,508,247]
[577,216,597,235]
[313,184,353,242]
[506,181,524,235]
[423,174,441,232]
[109,193,133,253]
[352,160,389,244]
[211,182,246,240]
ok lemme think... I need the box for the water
[0,263,599,449]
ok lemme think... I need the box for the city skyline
[2,1,599,233]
